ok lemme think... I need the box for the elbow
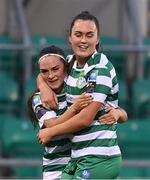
[124,112,128,122]
[119,112,128,123]
[123,110,128,122]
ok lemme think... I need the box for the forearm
[47,93,93,126]
[37,74,58,109]
[37,74,49,91]
[54,106,78,124]
[44,106,77,128]
[38,115,87,144]
[50,102,100,137]
[38,102,101,144]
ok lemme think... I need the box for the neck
[54,84,64,94]
[75,56,90,67]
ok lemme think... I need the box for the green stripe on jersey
[44,149,71,160]
[72,139,118,150]
[73,123,117,135]
[46,137,71,147]
[43,164,65,172]
[65,52,119,157]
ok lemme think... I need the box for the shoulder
[32,92,41,106]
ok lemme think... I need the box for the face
[39,56,66,93]
[69,19,99,65]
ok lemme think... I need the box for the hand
[37,128,53,145]
[99,107,120,125]
[40,87,58,110]
[72,93,93,113]
[37,74,58,109]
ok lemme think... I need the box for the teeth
[79,45,88,49]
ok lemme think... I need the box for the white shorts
[43,171,62,180]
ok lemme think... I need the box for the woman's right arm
[37,74,58,109]
[99,106,128,125]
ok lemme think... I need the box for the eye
[87,33,94,38]
[53,67,60,72]
[40,69,48,75]
[74,32,82,37]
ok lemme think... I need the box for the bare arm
[38,101,101,144]
[37,74,58,109]
[44,93,93,127]
[99,106,128,125]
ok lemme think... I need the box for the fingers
[54,95,58,106]
[100,116,117,125]
[105,106,114,112]
[78,98,93,109]
[100,119,116,125]
[37,133,43,145]
[43,102,50,109]
[37,133,46,145]
[43,101,58,110]
[79,93,93,99]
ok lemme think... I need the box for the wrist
[70,106,79,114]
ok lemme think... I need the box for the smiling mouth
[47,80,57,84]
[79,44,88,50]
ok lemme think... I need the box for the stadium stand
[118,120,150,159]
[101,36,126,80]
[118,80,129,111]
[118,120,150,178]
[0,1,150,179]
[144,37,150,77]
[1,115,43,178]
[31,35,68,74]
[131,78,150,118]
[0,34,17,76]
[0,71,20,115]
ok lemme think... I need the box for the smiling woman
[36,11,128,180]
[27,45,94,180]
[39,54,67,93]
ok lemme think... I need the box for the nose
[48,71,54,79]
[81,35,87,43]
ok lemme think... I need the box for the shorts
[61,155,122,179]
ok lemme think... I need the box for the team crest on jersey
[81,169,91,179]
[76,76,87,89]
[76,71,87,89]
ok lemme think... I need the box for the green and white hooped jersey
[32,92,71,173]
[65,51,121,159]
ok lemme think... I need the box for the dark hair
[69,11,100,37]
[38,45,69,73]
[28,45,68,128]
[68,11,100,69]
[27,89,39,129]
[39,45,65,59]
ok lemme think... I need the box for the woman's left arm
[37,101,101,144]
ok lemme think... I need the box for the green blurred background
[0,0,150,179]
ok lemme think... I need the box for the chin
[78,52,91,58]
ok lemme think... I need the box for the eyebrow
[75,30,95,34]
[40,65,60,70]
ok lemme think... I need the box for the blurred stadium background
[0,0,150,179]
